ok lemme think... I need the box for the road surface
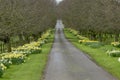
[44,20,117,80]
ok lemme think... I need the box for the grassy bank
[0,33,54,80]
[64,29,120,80]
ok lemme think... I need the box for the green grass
[0,34,54,80]
[64,30,120,80]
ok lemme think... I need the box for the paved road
[44,20,117,80]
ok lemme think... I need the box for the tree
[58,0,120,42]
[0,0,56,52]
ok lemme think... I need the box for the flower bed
[0,29,52,77]
[13,42,42,55]
[1,53,26,65]
[0,53,27,77]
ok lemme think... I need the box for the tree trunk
[90,33,97,40]
[0,43,2,53]
[98,33,102,42]
[7,42,11,52]
[19,33,24,41]
[114,33,119,42]
[4,36,11,52]
[18,34,25,46]
[25,35,30,43]
[32,34,38,41]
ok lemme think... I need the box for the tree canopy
[0,0,56,52]
[58,0,120,41]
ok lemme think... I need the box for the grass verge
[64,30,120,80]
[0,33,54,80]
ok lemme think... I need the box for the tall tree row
[0,0,56,52]
[58,0,120,42]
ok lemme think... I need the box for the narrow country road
[44,20,117,80]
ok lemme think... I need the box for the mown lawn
[64,30,120,80]
[0,34,54,80]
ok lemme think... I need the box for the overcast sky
[56,0,63,4]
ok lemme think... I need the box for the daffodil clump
[77,35,89,40]
[111,42,120,48]
[0,63,7,77]
[1,53,26,65]
[79,40,99,44]
[118,58,120,62]
[106,50,120,57]
[12,42,42,55]
[38,30,51,46]
[68,28,79,36]
[41,30,51,40]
